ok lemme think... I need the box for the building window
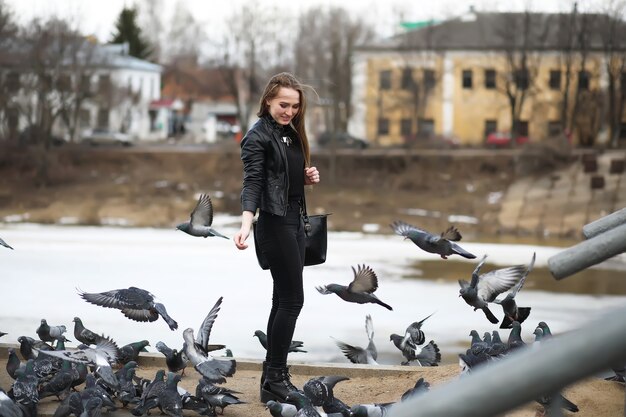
[620,123,626,139]
[418,118,435,137]
[401,68,414,90]
[80,75,91,93]
[380,70,391,90]
[484,120,497,138]
[424,69,435,89]
[7,72,20,93]
[79,109,91,128]
[462,70,472,89]
[578,71,590,90]
[484,69,496,89]
[516,120,529,137]
[549,70,561,90]
[149,109,159,132]
[97,108,109,129]
[377,118,389,135]
[515,69,529,90]
[548,121,562,137]
[400,118,413,136]
[98,75,111,95]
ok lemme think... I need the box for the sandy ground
[1,348,624,417]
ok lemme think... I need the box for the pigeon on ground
[78,286,178,330]
[605,364,625,383]
[131,369,166,416]
[396,312,434,347]
[350,402,394,417]
[6,348,22,380]
[266,400,297,417]
[157,373,184,417]
[316,265,393,311]
[38,360,76,400]
[18,336,53,360]
[11,359,40,408]
[535,392,579,414]
[488,331,508,356]
[390,220,476,259]
[155,341,189,375]
[303,375,349,407]
[494,252,535,329]
[536,321,553,339]
[0,237,13,249]
[458,255,527,324]
[183,297,236,383]
[254,330,307,353]
[507,321,526,351]
[400,377,430,401]
[72,317,110,346]
[0,387,22,417]
[176,193,229,239]
[117,340,150,365]
[458,350,491,374]
[284,391,321,417]
[333,315,378,365]
[390,337,441,366]
[36,319,69,345]
[37,339,120,389]
[195,377,244,414]
[468,330,490,355]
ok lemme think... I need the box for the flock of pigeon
[2,193,625,417]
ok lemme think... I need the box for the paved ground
[498,150,626,238]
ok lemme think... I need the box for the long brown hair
[257,72,311,166]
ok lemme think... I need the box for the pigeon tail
[516,307,532,325]
[375,298,393,311]
[210,228,230,239]
[499,315,514,329]
[482,307,499,324]
[561,396,580,413]
[450,242,477,259]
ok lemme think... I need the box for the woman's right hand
[234,211,255,250]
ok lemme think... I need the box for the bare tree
[0,0,19,142]
[162,0,207,64]
[137,0,165,63]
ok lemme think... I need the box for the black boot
[259,361,268,399]
[260,366,301,403]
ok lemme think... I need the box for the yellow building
[348,10,626,147]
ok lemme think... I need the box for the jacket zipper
[274,129,289,216]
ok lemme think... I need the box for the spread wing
[477,265,526,302]
[121,308,159,322]
[347,264,378,294]
[190,194,213,227]
[333,338,370,364]
[78,287,151,309]
[440,226,462,242]
[390,220,425,237]
[196,297,223,351]
[510,252,536,298]
[469,255,488,288]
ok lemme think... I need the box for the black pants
[256,201,305,368]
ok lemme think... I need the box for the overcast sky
[3,0,598,43]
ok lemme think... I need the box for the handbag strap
[300,193,312,235]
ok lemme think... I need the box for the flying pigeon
[176,193,229,239]
[182,297,236,383]
[0,237,13,249]
[36,319,69,345]
[390,220,476,259]
[316,264,393,310]
[333,314,378,365]
[78,286,178,330]
[156,341,189,375]
[37,339,120,389]
[494,252,535,329]
[254,330,307,353]
[458,255,527,324]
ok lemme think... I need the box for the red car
[485,132,529,148]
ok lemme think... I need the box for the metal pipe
[583,208,626,239]
[386,305,626,417]
[548,223,626,280]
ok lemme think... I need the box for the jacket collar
[261,113,294,136]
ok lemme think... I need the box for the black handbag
[252,204,329,270]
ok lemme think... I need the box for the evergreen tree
[110,6,153,60]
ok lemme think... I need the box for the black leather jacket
[240,115,300,216]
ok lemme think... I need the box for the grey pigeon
[195,377,244,414]
[283,391,321,417]
[78,286,178,330]
[316,265,393,310]
[536,393,579,414]
[0,237,13,249]
[131,369,165,416]
[468,330,489,355]
[400,377,430,401]
[488,331,508,356]
[536,321,553,339]
[389,337,441,366]
[494,252,535,329]
[37,339,120,389]
[11,359,39,408]
[176,193,229,239]
[507,321,526,351]
[398,312,434,347]
[0,388,22,417]
[72,317,110,346]
[155,341,189,375]
[333,315,378,365]
[458,350,491,374]
[182,297,236,383]
[117,340,150,365]
[266,400,297,417]
[38,361,76,400]
[6,348,22,380]
[605,364,625,383]
[390,220,476,259]
[157,373,184,417]
[36,319,68,345]
[350,402,394,417]
[458,255,527,324]
[18,336,53,360]
[302,375,349,407]
[254,330,307,353]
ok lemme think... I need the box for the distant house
[160,60,240,143]
[348,9,626,147]
[0,40,162,143]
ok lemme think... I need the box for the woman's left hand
[304,167,320,185]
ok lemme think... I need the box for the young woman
[233,72,320,402]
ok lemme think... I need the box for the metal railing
[387,209,626,417]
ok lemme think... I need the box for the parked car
[485,132,529,148]
[317,132,369,149]
[81,128,133,146]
